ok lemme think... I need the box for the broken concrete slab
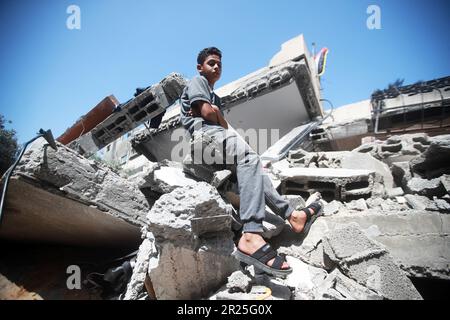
[144,182,238,299]
[283,256,328,299]
[147,182,233,240]
[340,152,394,190]
[406,177,446,198]
[70,73,187,156]
[345,199,368,211]
[410,139,450,179]
[1,138,146,246]
[149,238,239,299]
[312,268,383,300]
[386,187,405,198]
[277,211,450,281]
[260,122,319,162]
[15,139,149,226]
[323,200,344,216]
[322,223,422,300]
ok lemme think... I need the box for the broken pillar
[145,182,239,299]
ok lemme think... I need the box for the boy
[180,47,322,276]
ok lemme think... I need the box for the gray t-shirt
[180,75,223,135]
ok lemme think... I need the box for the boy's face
[197,54,222,85]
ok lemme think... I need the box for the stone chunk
[313,269,383,300]
[441,175,450,195]
[226,271,253,293]
[124,233,158,300]
[345,199,368,211]
[391,161,412,189]
[140,165,197,194]
[411,139,450,178]
[147,182,232,240]
[404,194,429,210]
[324,200,344,216]
[406,177,445,198]
[386,187,404,198]
[322,223,422,300]
[149,237,238,299]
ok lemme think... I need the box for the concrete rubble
[322,223,422,300]
[138,182,239,299]
[0,138,148,246]
[1,35,449,300]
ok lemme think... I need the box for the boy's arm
[191,101,228,129]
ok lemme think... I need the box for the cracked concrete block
[411,139,450,179]
[323,200,344,216]
[341,152,394,189]
[278,167,376,202]
[345,199,368,211]
[147,182,232,240]
[2,139,147,246]
[284,256,328,296]
[124,233,158,300]
[149,237,239,300]
[226,271,253,293]
[322,223,422,300]
[433,198,450,212]
[386,187,404,198]
[404,194,429,210]
[441,175,450,195]
[140,165,197,194]
[277,218,330,269]
[286,211,449,280]
[15,139,149,225]
[313,269,383,300]
[406,177,446,198]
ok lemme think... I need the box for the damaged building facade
[1,34,449,300]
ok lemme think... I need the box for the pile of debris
[1,127,449,300]
[117,132,448,300]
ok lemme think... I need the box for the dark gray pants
[191,125,295,233]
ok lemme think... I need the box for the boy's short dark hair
[197,47,222,65]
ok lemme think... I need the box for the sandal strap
[251,243,277,264]
[304,201,322,222]
[271,255,285,270]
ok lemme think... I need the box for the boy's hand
[187,108,201,117]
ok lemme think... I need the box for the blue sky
[0,0,449,143]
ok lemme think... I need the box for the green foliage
[0,114,19,176]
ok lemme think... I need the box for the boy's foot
[237,233,290,270]
[288,202,323,233]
